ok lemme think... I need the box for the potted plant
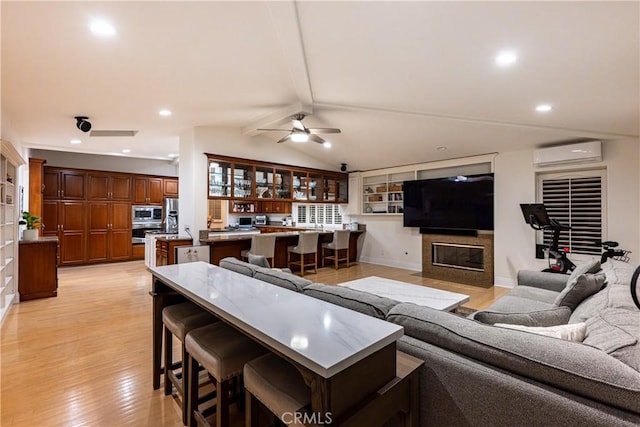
[18,211,41,241]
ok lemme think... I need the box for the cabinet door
[111,202,131,230]
[109,230,132,260]
[61,171,86,199]
[60,202,86,265]
[43,170,60,200]
[262,202,273,213]
[163,178,179,197]
[41,201,59,236]
[87,231,108,262]
[133,177,148,204]
[111,174,132,200]
[87,202,109,262]
[148,178,164,204]
[87,173,110,200]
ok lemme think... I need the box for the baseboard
[494,275,516,288]
[358,256,422,272]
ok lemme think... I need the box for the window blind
[540,175,603,256]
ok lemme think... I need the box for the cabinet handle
[60,225,64,231]
[61,190,64,197]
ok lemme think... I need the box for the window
[537,170,605,256]
[293,204,344,227]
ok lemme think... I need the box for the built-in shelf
[361,171,414,215]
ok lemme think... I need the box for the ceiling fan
[258,113,341,144]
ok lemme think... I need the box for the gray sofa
[219,257,640,426]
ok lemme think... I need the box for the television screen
[403,173,494,231]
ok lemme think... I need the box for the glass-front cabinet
[233,164,254,198]
[293,171,308,201]
[255,166,274,199]
[275,169,292,199]
[308,173,322,202]
[336,176,348,203]
[208,160,232,197]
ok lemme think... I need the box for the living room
[2,1,639,426]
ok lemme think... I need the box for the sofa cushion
[253,268,312,293]
[485,295,555,314]
[302,284,399,319]
[583,308,640,372]
[219,257,261,277]
[554,273,606,310]
[505,286,560,304]
[473,306,572,327]
[387,303,640,414]
[494,322,587,342]
[248,254,271,268]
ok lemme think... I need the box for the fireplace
[421,234,494,287]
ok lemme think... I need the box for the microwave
[255,215,267,225]
[132,205,163,223]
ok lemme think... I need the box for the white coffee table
[338,276,470,311]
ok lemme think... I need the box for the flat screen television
[403,173,494,232]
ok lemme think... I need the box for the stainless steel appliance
[255,215,267,225]
[164,198,179,233]
[132,205,163,244]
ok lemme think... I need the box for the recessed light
[323,141,332,149]
[437,146,447,151]
[122,149,131,153]
[90,20,116,37]
[70,139,81,145]
[167,153,178,158]
[495,51,517,67]
[535,104,553,113]
[159,109,172,117]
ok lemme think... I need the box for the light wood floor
[1,261,508,426]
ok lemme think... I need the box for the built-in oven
[132,206,163,244]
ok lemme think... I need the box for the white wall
[178,126,338,237]
[30,149,178,176]
[351,139,640,287]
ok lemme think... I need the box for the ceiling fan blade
[308,128,341,134]
[257,128,290,132]
[292,119,306,132]
[276,134,291,144]
[308,134,326,144]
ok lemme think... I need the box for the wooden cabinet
[28,158,46,236]
[18,238,58,301]
[59,201,87,265]
[163,178,179,197]
[87,202,131,263]
[133,177,164,204]
[43,168,86,200]
[155,238,193,266]
[88,172,131,201]
[261,201,292,214]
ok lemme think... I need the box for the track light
[75,116,92,133]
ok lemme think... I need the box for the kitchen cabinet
[87,172,132,201]
[163,178,179,198]
[18,238,58,301]
[261,201,292,214]
[87,202,131,262]
[155,237,193,266]
[28,158,47,235]
[43,168,86,200]
[42,201,89,265]
[133,176,163,204]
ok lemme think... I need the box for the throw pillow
[553,272,606,311]
[494,322,587,342]
[473,306,572,327]
[248,254,271,268]
[568,259,601,282]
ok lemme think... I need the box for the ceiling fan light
[291,132,309,143]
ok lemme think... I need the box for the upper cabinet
[163,178,179,198]
[207,154,348,204]
[87,172,132,201]
[133,177,163,205]
[43,168,86,200]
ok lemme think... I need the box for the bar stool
[287,232,319,276]
[163,302,218,425]
[322,229,351,269]
[186,322,267,427]
[241,234,277,267]
[244,353,311,427]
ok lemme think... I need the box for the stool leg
[164,327,173,396]
[216,379,230,427]
[182,344,190,426]
[335,248,338,270]
[245,389,260,427]
[187,354,199,427]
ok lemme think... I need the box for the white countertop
[338,276,470,311]
[149,262,403,377]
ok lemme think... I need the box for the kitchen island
[200,229,364,267]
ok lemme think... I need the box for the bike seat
[602,241,619,248]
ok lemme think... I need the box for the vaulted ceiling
[2,1,638,171]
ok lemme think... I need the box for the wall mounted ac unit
[533,141,602,167]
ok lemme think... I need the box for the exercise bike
[520,204,576,274]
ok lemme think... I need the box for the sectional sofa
[219,257,640,426]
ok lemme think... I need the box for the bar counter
[200,229,364,267]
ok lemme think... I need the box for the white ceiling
[2,1,638,171]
